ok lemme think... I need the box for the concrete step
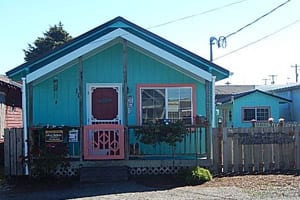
[79,166,128,183]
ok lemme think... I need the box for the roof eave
[26,29,212,84]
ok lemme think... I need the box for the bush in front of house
[30,142,69,178]
[179,166,213,185]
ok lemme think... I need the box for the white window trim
[86,83,122,125]
[242,106,270,122]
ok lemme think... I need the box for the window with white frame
[242,107,270,122]
[140,87,193,124]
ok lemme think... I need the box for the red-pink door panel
[92,88,118,120]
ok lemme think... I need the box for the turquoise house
[216,89,291,128]
[6,17,229,176]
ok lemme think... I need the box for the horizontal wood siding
[32,64,79,126]
[5,106,22,128]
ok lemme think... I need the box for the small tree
[23,22,72,62]
[135,120,188,166]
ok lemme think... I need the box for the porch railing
[127,125,208,160]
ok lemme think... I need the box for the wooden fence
[4,128,24,176]
[213,125,300,174]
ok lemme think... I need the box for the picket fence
[212,125,300,174]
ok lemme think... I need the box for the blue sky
[1,0,299,85]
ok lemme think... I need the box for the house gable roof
[216,89,291,104]
[6,17,229,83]
[215,85,256,95]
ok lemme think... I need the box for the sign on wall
[45,129,64,142]
[68,129,78,142]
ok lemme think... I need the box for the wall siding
[275,88,300,122]
[32,42,207,127]
[126,47,206,125]
[5,106,22,128]
[32,64,79,126]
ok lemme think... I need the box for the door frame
[86,83,123,125]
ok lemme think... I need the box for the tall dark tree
[23,22,72,62]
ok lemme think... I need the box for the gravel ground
[0,174,299,200]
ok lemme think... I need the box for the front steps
[79,166,128,183]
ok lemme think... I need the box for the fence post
[223,128,233,174]
[212,128,218,173]
[233,128,242,174]
[253,127,263,172]
[263,127,273,172]
[4,128,24,176]
[243,128,254,173]
[4,129,10,176]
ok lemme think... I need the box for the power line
[210,0,291,61]
[225,0,291,38]
[89,1,249,47]
[214,18,300,60]
[147,0,248,29]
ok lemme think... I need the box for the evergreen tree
[23,22,72,62]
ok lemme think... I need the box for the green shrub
[30,142,69,178]
[180,166,213,185]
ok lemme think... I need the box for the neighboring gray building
[266,83,300,122]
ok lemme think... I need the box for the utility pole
[209,37,218,62]
[262,78,269,85]
[268,75,277,85]
[291,64,299,82]
[209,36,226,62]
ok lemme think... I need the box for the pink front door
[92,88,118,121]
[89,86,121,124]
[85,85,124,160]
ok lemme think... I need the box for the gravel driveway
[0,181,251,200]
[0,175,299,200]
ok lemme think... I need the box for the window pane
[167,88,192,124]
[141,89,165,124]
[179,88,192,124]
[243,108,255,121]
[168,88,180,122]
[257,108,269,121]
[141,87,192,124]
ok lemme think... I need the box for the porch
[80,123,210,176]
[81,123,210,176]
[3,123,211,177]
